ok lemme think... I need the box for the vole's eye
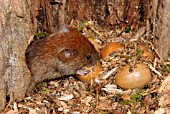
[86,55,91,60]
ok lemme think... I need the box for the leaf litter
[3,20,170,114]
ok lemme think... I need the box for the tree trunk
[0,0,33,109]
[32,0,143,32]
[65,0,142,29]
[155,0,170,59]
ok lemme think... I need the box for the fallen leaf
[59,94,74,101]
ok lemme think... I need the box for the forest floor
[3,20,170,114]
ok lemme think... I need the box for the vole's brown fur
[25,30,99,95]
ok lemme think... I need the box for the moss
[131,89,144,102]
[39,87,50,95]
[34,31,47,40]
[122,89,144,105]
[89,85,95,94]
[125,26,131,33]
[160,64,169,72]
[36,82,50,94]
[77,20,88,31]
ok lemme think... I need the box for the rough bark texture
[0,0,33,109]
[33,0,143,33]
[155,0,170,59]
[65,0,142,29]
[30,0,59,34]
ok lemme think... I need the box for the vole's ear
[62,49,72,58]
[58,49,77,62]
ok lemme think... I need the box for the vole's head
[56,31,100,76]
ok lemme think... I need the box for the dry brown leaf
[96,100,112,110]
[158,74,170,108]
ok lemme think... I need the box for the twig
[129,27,146,42]
[102,67,117,79]
[88,22,102,37]
[148,63,162,77]
[141,38,165,65]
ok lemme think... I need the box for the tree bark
[33,0,143,32]
[155,0,170,59]
[65,0,142,29]
[0,0,33,109]
[30,0,59,34]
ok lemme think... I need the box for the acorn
[76,62,101,82]
[115,63,152,89]
[138,45,154,61]
[101,42,123,59]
